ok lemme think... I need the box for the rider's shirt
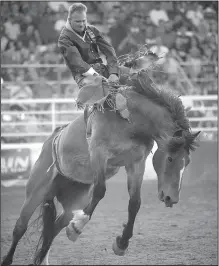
[58,22,119,79]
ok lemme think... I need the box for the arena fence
[1,95,217,187]
[1,95,217,139]
[2,62,217,85]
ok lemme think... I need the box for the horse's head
[152,129,201,207]
[118,46,201,208]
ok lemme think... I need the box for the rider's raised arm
[89,26,119,77]
[58,34,97,77]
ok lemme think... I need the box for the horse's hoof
[66,223,81,242]
[66,224,81,242]
[112,237,127,256]
[66,210,89,242]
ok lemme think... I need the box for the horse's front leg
[66,146,107,242]
[112,158,145,256]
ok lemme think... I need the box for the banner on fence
[1,143,42,187]
[1,148,31,179]
[1,141,217,186]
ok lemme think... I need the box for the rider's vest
[58,24,119,78]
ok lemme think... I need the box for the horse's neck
[126,90,174,139]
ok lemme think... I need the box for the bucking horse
[1,47,200,265]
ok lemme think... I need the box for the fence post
[51,101,56,131]
[57,67,62,95]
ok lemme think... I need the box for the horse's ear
[173,129,183,137]
[192,131,201,140]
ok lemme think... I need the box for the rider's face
[69,11,87,33]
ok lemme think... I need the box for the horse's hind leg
[34,210,72,265]
[1,182,53,266]
[1,156,57,266]
[33,176,92,265]
[42,248,50,265]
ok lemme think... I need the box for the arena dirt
[1,172,217,265]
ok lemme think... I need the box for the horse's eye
[168,157,173,162]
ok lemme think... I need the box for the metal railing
[1,96,217,142]
[1,63,217,142]
[2,62,217,85]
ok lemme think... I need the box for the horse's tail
[33,199,57,265]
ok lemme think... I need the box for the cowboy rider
[58,2,120,95]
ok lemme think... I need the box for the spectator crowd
[1,1,218,142]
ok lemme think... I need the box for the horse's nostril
[165,196,171,202]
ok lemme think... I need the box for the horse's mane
[118,46,190,132]
[131,70,191,132]
[100,46,197,151]
[130,72,200,152]
[117,46,199,151]
[118,44,160,68]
